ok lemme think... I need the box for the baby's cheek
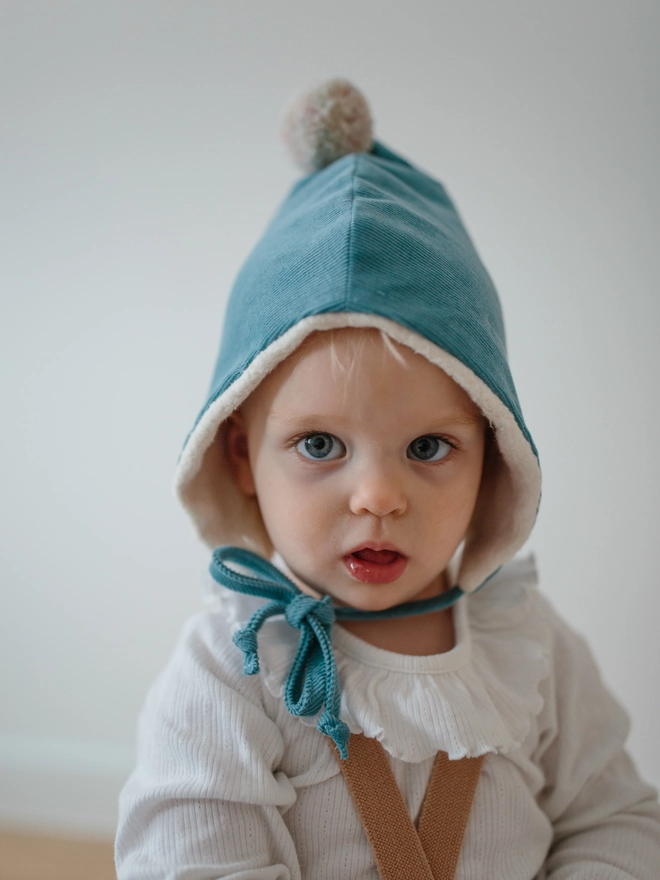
[263,498,319,556]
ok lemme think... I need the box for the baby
[115,80,660,879]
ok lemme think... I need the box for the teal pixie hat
[175,80,541,594]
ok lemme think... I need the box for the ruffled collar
[213,555,549,762]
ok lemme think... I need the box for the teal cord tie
[209,545,465,759]
[210,546,350,757]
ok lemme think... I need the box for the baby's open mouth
[344,547,408,584]
[353,548,399,564]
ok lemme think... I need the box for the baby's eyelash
[288,429,329,447]
[422,434,459,451]
[407,433,459,464]
[288,432,460,448]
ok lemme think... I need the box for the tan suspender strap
[333,733,435,880]
[332,733,484,880]
[417,751,485,880]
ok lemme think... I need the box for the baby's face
[227,329,485,610]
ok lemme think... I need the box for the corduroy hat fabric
[174,88,541,595]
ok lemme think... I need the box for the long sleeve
[115,611,302,880]
[534,607,660,879]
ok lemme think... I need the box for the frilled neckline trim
[213,555,550,762]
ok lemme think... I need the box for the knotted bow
[210,546,350,757]
[209,545,465,759]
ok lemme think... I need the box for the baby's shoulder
[148,604,272,715]
[468,554,593,656]
[472,557,630,751]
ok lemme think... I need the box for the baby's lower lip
[343,548,408,584]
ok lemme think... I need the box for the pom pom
[281,79,373,173]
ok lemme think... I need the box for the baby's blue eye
[407,435,452,462]
[297,433,345,461]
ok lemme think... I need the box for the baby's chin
[273,552,447,612]
[322,578,438,615]
[275,560,394,611]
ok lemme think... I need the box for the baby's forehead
[289,327,416,371]
[243,326,483,423]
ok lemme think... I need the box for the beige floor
[0,830,115,880]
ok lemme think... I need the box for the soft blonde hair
[298,326,410,381]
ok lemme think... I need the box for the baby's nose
[348,465,407,518]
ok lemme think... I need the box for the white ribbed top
[116,559,660,879]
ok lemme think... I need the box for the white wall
[1,1,658,836]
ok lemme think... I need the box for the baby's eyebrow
[434,412,485,428]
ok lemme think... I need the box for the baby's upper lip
[346,541,407,557]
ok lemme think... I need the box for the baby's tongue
[352,548,399,564]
